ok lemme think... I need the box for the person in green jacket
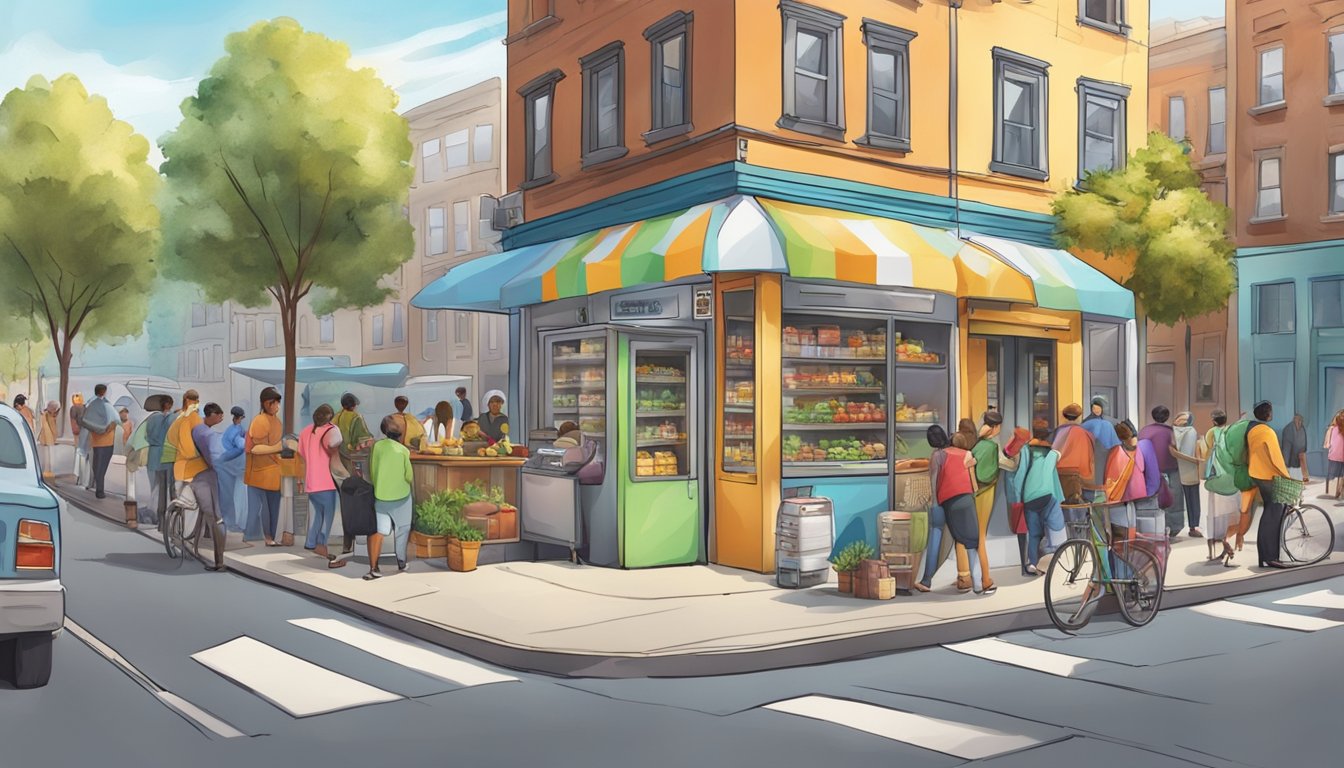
[1013,419,1067,574]
[365,415,414,580]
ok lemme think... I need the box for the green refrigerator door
[618,333,702,568]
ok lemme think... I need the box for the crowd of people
[918,396,1305,596]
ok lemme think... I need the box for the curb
[59,488,1344,679]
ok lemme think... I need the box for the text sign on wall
[694,289,713,320]
[611,296,679,320]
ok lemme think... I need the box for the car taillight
[16,519,55,570]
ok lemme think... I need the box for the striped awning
[968,235,1135,319]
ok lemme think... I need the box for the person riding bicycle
[1248,400,1292,569]
[187,402,228,571]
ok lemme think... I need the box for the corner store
[413,195,1136,573]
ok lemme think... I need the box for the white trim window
[1331,152,1344,215]
[472,124,494,164]
[1259,47,1285,107]
[421,138,441,183]
[1208,87,1226,154]
[1255,154,1284,221]
[445,130,469,170]
[427,206,446,256]
[1331,32,1344,98]
[1167,96,1185,141]
[319,315,335,344]
[453,200,471,255]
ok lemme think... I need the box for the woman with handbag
[298,404,348,568]
[1199,409,1239,566]
[925,425,992,595]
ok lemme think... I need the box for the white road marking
[1190,600,1344,632]
[289,617,518,687]
[64,618,246,739]
[943,637,1090,678]
[1274,590,1344,610]
[192,636,401,717]
[763,695,1042,760]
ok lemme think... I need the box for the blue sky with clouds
[1151,0,1225,20]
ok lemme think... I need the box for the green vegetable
[830,540,875,572]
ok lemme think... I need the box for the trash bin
[776,492,834,589]
[878,510,928,592]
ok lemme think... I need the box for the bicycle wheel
[1044,540,1099,633]
[1115,544,1163,628]
[1281,504,1335,566]
[162,508,184,560]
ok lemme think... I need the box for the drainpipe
[949,0,962,237]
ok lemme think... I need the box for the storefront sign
[694,289,713,319]
[612,296,678,320]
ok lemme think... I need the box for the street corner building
[414,0,1147,574]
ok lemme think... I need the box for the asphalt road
[3,501,1341,768]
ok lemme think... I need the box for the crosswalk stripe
[289,618,518,688]
[1189,600,1344,632]
[192,637,402,717]
[1274,590,1344,610]
[943,638,1090,677]
[762,695,1042,760]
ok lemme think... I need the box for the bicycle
[1275,486,1335,567]
[1044,498,1164,633]
[161,484,226,571]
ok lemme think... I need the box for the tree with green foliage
[0,314,50,401]
[160,18,414,430]
[0,74,161,422]
[1053,132,1236,326]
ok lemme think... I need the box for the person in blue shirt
[213,406,248,533]
[455,386,474,426]
[144,395,175,526]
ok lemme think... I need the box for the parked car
[0,403,62,688]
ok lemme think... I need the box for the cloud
[350,14,507,113]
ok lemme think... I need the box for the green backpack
[1208,419,1256,495]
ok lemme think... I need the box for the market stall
[409,455,525,543]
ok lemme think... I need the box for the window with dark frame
[859,20,915,152]
[1332,152,1344,215]
[519,70,563,186]
[1256,153,1284,220]
[1167,95,1185,141]
[992,48,1050,180]
[1255,281,1295,335]
[644,12,692,144]
[1079,0,1126,34]
[580,42,627,166]
[779,0,845,141]
[1208,87,1226,154]
[1312,278,1344,328]
[1078,78,1129,177]
[1259,46,1285,106]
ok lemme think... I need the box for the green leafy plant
[452,522,486,543]
[413,491,457,536]
[830,540,874,572]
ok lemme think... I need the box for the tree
[1053,132,1236,326]
[0,74,161,424]
[160,18,414,430]
[0,314,51,400]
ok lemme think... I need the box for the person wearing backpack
[298,404,348,568]
[1247,400,1292,568]
[956,411,1005,595]
[1013,419,1066,576]
[1198,410,1239,566]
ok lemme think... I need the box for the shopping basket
[892,467,931,511]
[1062,501,1107,542]
[1270,476,1304,505]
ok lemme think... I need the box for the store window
[1255,154,1284,221]
[1255,281,1295,335]
[1259,46,1285,107]
[860,20,915,152]
[1312,278,1344,328]
[992,48,1050,181]
[1167,96,1185,141]
[1331,153,1344,215]
[520,70,563,186]
[644,11,692,142]
[1332,32,1344,97]
[1078,78,1128,177]
[392,303,405,344]
[1079,0,1126,34]
[445,129,469,170]
[427,207,447,256]
[779,0,845,140]
[320,315,335,344]
[1195,359,1217,404]
[454,200,471,254]
[723,288,756,474]
[421,138,441,183]
[472,123,493,164]
[580,42,626,166]
[1207,87,1226,154]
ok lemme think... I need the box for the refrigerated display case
[723,290,756,474]
[891,320,951,461]
[547,334,609,442]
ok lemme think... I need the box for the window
[427,206,446,256]
[1256,154,1284,221]
[1255,281,1296,334]
[1078,79,1129,177]
[992,48,1050,180]
[207,304,223,324]
[487,315,500,352]
[213,344,224,379]
[320,315,334,344]
[472,124,494,163]
[1079,0,1126,34]
[299,316,310,347]
[859,21,915,152]
[519,70,563,185]
[425,310,439,343]
[644,12,692,143]
[372,314,385,347]
[455,312,471,346]
[1331,32,1344,97]
[445,129,468,169]
[392,303,405,344]
[1313,278,1344,328]
[1195,359,1217,404]
[1208,87,1226,154]
[187,349,200,379]
[263,319,277,348]
[191,303,206,327]
[421,138,441,183]
[580,42,626,166]
[779,1,845,140]
[453,200,471,254]
[1332,153,1344,215]
[245,319,256,351]
[1167,96,1185,140]
[1259,47,1285,107]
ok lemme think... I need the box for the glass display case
[633,349,690,478]
[723,289,756,474]
[891,320,951,460]
[549,334,608,441]
[782,314,890,475]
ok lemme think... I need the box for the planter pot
[462,501,500,518]
[410,531,449,560]
[836,569,854,594]
[447,538,482,572]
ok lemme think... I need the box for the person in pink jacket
[1324,410,1344,502]
[1104,421,1148,542]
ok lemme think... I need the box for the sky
[0,0,508,166]
[1151,0,1225,20]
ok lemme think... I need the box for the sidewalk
[58,477,1344,679]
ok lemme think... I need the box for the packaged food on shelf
[579,338,605,355]
[893,400,939,423]
[579,417,606,433]
[783,366,881,390]
[581,368,604,383]
[578,393,605,407]
[635,364,685,379]
[894,338,940,365]
[784,397,887,425]
[816,325,841,346]
[782,434,887,462]
[552,394,578,408]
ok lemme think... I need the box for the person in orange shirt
[1052,403,1096,501]
[245,387,292,547]
[170,389,205,489]
[1247,400,1292,568]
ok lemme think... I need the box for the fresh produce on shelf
[784,398,887,424]
[581,368,604,382]
[635,364,684,378]
[579,418,606,433]
[894,338,940,365]
[552,394,578,408]
[636,388,684,411]
[579,338,605,355]
[578,393,605,407]
[783,367,881,389]
[893,403,939,423]
[782,434,887,462]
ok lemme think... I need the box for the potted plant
[446,517,485,572]
[410,491,457,560]
[830,540,873,594]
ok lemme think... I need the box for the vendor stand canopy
[413,195,1133,319]
[229,357,409,389]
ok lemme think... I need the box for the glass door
[723,288,756,474]
[892,320,951,460]
[632,348,691,478]
[547,332,609,444]
[1023,339,1055,427]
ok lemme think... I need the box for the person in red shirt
[927,425,992,595]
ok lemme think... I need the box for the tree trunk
[57,341,72,440]
[280,299,297,434]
